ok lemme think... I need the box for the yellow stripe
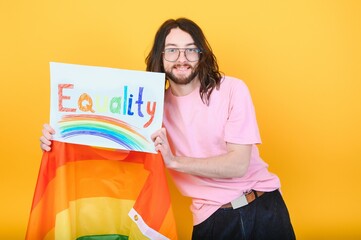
[54,197,149,239]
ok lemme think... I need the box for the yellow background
[1,0,360,239]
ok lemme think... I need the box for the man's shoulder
[220,75,248,90]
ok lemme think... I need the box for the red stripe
[133,152,172,231]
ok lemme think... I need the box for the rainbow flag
[26,141,178,240]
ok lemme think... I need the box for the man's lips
[173,64,191,72]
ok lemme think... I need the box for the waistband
[220,190,264,209]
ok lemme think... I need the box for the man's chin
[167,76,194,85]
[166,71,198,85]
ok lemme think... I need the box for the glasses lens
[164,49,179,62]
[164,48,200,62]
[185,49,200,62]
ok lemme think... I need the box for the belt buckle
[230,194,248,209]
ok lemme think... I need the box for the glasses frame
[162,48,202,62]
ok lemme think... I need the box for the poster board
[50,62,165,153]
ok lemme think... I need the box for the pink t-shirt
[163,76,280,225]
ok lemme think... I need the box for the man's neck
[169,78,200,96]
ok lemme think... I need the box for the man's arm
[152,128,251,178]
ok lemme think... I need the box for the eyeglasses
[163,48,202,62]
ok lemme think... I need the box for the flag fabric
[26,141,178,240]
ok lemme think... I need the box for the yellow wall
[1,1,360,239]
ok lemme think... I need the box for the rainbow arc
[58,114,149,151]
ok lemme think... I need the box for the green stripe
[77,234,128,240]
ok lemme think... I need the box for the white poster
[49,62,165,153]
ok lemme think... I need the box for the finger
[42,128,53,141]
[40,136,52,146]
[150,132,157,142]
[154,142,164,153]
[153,136,163,147]
[159,127,167,139]
[40,142,51,152]
[151,129,161,142]
[43,123,55,134]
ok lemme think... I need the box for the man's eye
[166,49,177,53]
[187,48,198,53]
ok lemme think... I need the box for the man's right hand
[40,124,55,152]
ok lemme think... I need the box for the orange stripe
[159,208,178,239]
[31,141,139,209]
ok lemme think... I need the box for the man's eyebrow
[164,43,197,47]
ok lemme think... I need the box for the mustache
[172,63,192,68]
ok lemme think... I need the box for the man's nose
[177,50,188,62]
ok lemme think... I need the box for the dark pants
[192,190,296,240]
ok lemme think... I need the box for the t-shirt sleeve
[224,79,261,144]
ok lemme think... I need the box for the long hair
[145,18,223,105]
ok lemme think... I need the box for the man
[41,18,295,239]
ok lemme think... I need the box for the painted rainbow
[58,114,149,151]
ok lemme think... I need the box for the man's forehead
[165,28,196,47]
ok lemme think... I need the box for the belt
[220,190,264,209]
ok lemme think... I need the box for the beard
[165,63,198,85]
